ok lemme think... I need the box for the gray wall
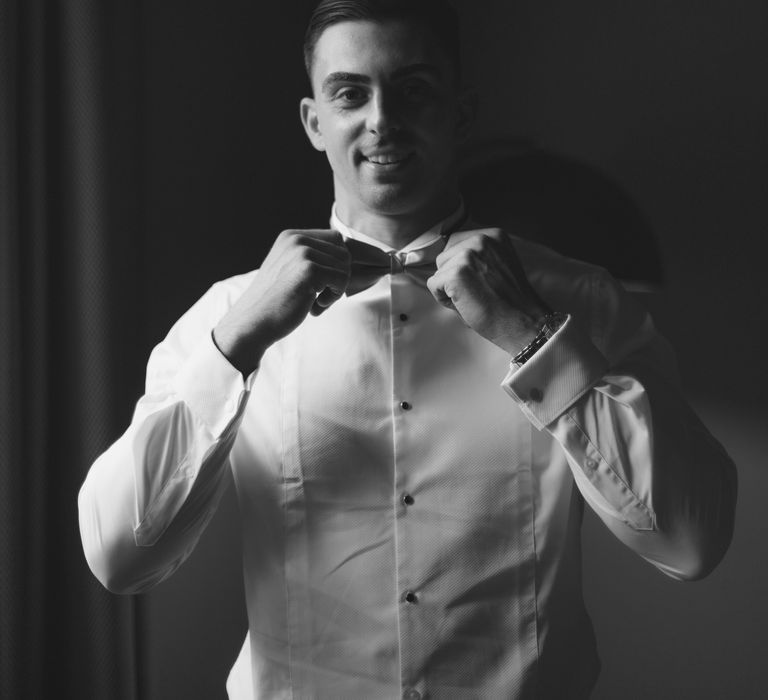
[135,2,767,698]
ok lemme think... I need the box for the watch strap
[511,311,568,366]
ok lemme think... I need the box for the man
[79,1,737,698]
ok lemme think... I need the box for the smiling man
[300,16,467,242]
[78,1,737,698]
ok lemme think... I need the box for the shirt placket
[389,268,427,700]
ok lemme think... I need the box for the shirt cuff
[172,330,257,436]
[501,315,609,430]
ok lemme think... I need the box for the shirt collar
[329,200,467,254]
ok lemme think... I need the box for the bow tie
[344,234,450,296]
[342,210,469,296]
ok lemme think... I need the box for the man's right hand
[213,229,350,375]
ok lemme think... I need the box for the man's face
[301,19,472,222]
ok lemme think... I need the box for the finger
[438,233,527,292]
[279,228,347,255]
[426,270,456,310]
[310,286,343,316]
[440,230,479,255]
[504,240,536,290]
[294,230,351,260]
[282,231,351,265]
[315,286,342,308]
[437,230,495,267]
[437,242,529,306]
[434,247,477,275]
[492,237,545,304]
[441,226,508,252]
[301,247,351,274]
[306,260,350,298]
[287,228,344,243]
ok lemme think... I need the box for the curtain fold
[1,1,144,697]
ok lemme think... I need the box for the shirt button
[403,590,418,604]
[585,457,598,470]
[399,401,412,411]
[401,493,415,506]
[403,689,421,700]
[399,313,409,321]
[529,387,543,402]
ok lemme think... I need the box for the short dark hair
[303,0,461,84]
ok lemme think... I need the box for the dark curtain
[1,1,144,697]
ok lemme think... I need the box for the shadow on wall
[460,141,664,290]
[460,142,763,699]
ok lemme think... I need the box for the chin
[361,185,428,217]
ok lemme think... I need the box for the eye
[401,79,433,99]
[334,87,367,106]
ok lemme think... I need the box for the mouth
[361,151,415,169]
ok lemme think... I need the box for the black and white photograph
[1,1,765,698]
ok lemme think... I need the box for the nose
[366,88,401,137]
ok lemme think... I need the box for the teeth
[366,153,407,164]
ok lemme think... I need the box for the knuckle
[296,245,313,261]
[459,248,476,265]
[443,281,458,300]
[477,235,494,252]
[297,258,315,276]
[455,265,473,282]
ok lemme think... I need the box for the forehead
[310,19,452,88]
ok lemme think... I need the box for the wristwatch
[511,311,568,366]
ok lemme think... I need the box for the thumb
[310,286,343,316]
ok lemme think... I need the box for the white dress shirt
[78,206,736,699]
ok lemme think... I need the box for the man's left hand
[427,228,550,355]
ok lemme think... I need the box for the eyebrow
[321,72,370,94]
[320,63,443,94]
[391,63,443,80]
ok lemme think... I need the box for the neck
[335,194,462,249]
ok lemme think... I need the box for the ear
[300,97,326,152]
[455,87,478,144]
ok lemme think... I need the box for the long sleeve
[502,262,737,581]
[78,275,256,594]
